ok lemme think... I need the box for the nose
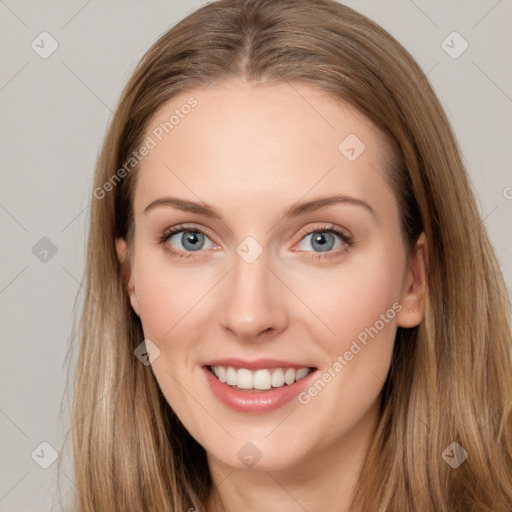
[219,250,288,341]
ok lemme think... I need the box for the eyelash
[157,223,353,261]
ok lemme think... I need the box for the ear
[115,238,140,316]
[396,232,428,328]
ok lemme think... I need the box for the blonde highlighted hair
[61,1,512,510]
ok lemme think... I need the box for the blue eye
[158,224,352,260]
[299,227,352,258]
[299,231,339,252]
[175,231,204,251]
[163,228,215,254]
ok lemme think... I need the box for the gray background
[1,1,511,510]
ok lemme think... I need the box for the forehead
[133,79,396,223]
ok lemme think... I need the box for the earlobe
[396,232,428,328]
[115,237,140,316]
[115,237,127,265]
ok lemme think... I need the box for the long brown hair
[61,1,512,510]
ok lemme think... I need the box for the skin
[116,78,428,512]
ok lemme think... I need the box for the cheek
[134,277,178,341]
[132,247,211,341]
[289,247,406,357]
[288,254,403,435]
[131,254,207,421]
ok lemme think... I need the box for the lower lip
[202,366,317,413]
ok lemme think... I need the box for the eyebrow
[143,194,376,220]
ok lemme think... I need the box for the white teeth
[216,366,226,383]
[211,365,312,390]
[270,368,285,387]
[295,368,309,381]
[284,368,295,385]
[253,369,272,390]
[226,367,237,385]
[237,369,253,389]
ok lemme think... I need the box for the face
[116,78,427,473]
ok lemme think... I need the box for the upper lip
[203,358,316,370]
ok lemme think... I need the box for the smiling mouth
[207,365,315,391]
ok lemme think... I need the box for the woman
[64,0,512,510]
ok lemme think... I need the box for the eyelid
[289,223,352,255]
[160,223,219,248]
[158,222,352,259]
[293,223,351,244]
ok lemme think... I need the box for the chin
[205,434,314,473]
